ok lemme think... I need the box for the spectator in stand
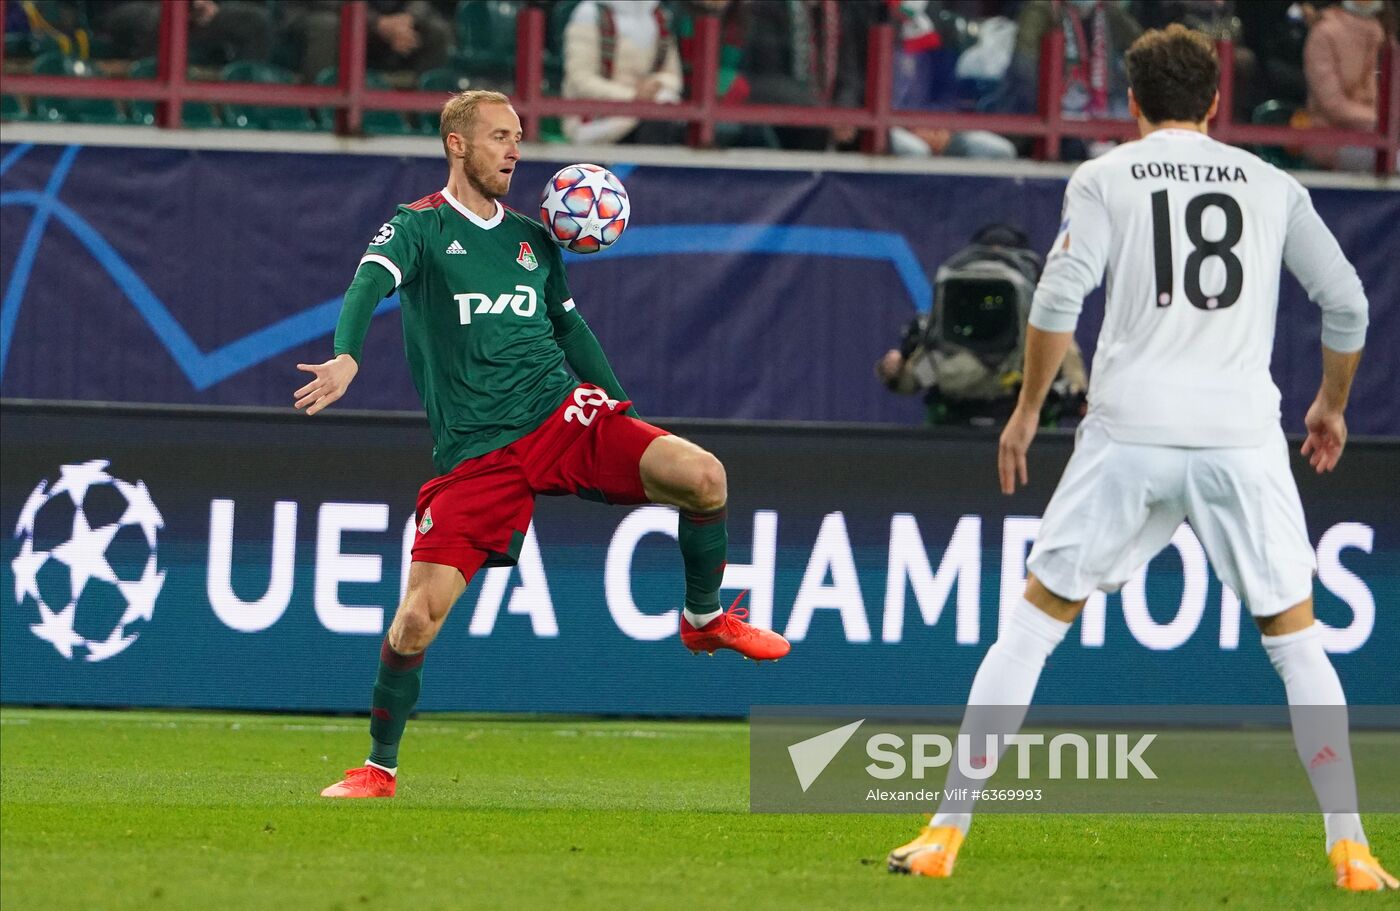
[674,0,746,101]
[92,0,273,65]
[888,0,1017,159]
[281,1,451,84]
[1237,0,1318,108]
[1302,0,1389,171]
[364,1,452,75]
[992,0,1141,159]
[672,0,779,147]
[741,0,880,151]
[561,0,685,145]
[8,1,91,58]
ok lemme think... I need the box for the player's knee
[391,586,450,652]
[1255,598,1314,637]
[688,453,727,512]
[389,604,436,653]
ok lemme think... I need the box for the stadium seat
[417,68,470,134]
[444,1,566,97]
[543,0,578,92]
[264,0,307,74]
[219,60,318,131]
[31,50,126,124]
[1251,100,1309,170]
[539,116,566,143]
[548,0,581,50]
[420,67,470,94]
[313,67,413,134]
[1,93,30,121]
[127,58,220,128]
[4,31,41,59]
[86,36,115,60]
[454,1,519,85]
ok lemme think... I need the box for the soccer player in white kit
[887,25,1396,891]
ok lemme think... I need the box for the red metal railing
[2,1,1396,175]
[153,0,187,127]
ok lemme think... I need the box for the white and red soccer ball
[539,163,629,254]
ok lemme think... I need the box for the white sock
[365,759,398,776]
[1262,623,1365,851]
[931,598,1072,834]
[683,606,722,629]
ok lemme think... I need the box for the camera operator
[877,224,1088,427]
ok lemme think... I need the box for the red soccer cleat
[680,591,791,661]
[320,765,396,798]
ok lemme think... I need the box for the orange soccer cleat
[1330,840,1399,892]
[887,825,965,878]
[320,765,396,798]
[680,592,791,661]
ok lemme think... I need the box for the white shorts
[1026,416,1316,617]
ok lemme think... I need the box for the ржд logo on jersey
[454,285,538,324]
[370,223,395,246]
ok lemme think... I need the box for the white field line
[0,711,737,738]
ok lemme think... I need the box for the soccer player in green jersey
[296,91,790,799]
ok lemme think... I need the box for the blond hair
[439,90,512,153]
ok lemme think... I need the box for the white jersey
[1030,129,1369,448]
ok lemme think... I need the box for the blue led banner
[2,402,1395,715]
[2,141,1397,433]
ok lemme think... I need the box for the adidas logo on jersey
[445,240,467,255]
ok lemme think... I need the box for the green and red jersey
[336,188,595,475]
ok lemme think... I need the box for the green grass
[1,708,1394,910]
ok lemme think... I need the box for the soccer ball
[11,459,165,662]
[539,163,630,254]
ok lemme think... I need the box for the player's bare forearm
[998,326,1074,495]
[1316,345,1362,412]
[298,260,392,415]
[1016,326,1075,414]
[295,353,359,415]
[1300,346,1362,474]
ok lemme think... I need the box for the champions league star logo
[11,460,165,662]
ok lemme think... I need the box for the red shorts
[411,385,669,575]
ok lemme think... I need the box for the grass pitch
[1,708,1394,910]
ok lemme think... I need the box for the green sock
[367,639,424,769]
[679,507,727,614]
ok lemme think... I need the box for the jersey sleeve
[332,261,397,363]
[357,210,422,290]
[1281,178,1369,353]
[542,232,576,319]
[1029,164,1112,333]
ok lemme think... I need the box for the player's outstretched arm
[295,353,359,415]
[999,325,1073,495]
[551,308,637,416]
[294,259,396,415]
[1300,346,1362,474]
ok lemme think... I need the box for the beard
[464,148,510,200]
